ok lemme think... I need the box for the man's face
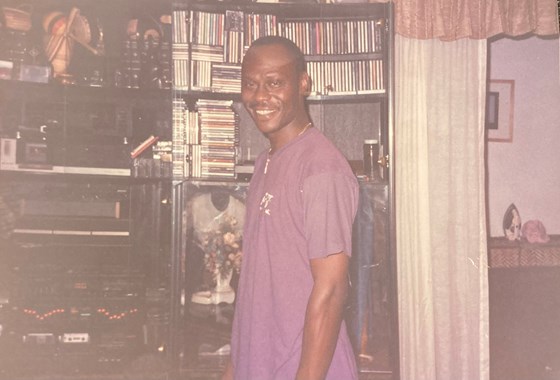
[241,44,308,138]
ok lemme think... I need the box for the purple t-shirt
[231,128,359,379]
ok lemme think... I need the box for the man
[224,36,359,380]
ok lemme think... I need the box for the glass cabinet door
[347,181,395,377]
[170,181,248,378]
[170,180,396,379]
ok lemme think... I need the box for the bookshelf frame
[170,2,398,379]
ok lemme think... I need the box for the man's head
[247,36,306,73]
[241,36,310,142]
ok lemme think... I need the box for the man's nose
[254,84,270,101]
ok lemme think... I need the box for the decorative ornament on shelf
[42,7,104,83]
[1,6,39,66]
[2,6,32,32]
[191,215,242,305]
[521,220,550,244]
[503,203,521,241]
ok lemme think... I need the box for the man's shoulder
[304,130,346,159]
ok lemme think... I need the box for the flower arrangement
[201,215,242,281]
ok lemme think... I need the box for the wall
[488,36,560,236]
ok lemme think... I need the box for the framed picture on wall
[486,80,515,142]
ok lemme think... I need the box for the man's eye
[269,80,282,88]
[243,81,256,89]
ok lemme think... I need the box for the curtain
[394,34,489,380]
[395,0,559,40]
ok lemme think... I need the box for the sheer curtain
[391,1,557,379]
[394,35,489,380]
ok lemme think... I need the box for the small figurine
[503,203,521,241]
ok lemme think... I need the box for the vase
[190,269,235,305]
[212,269,235,304]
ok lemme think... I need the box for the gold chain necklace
[297,122,313,136]
[264,122,313,174]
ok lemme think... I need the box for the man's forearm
[296,273,348,380]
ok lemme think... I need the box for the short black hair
[245,35,306,73]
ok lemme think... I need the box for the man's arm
[296,252,350,380]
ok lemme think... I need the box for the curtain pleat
[394,0,559,40]
[395,34,489,380]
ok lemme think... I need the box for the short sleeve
[302,172,359,260]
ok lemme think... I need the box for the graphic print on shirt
[259,192,274,216]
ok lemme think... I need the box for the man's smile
[255,109,275,116]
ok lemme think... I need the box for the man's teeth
[256,110,274,115]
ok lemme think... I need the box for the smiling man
[223,36,359,380]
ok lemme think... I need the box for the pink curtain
[395,0,559,40]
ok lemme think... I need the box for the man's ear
[300,72,311,96]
